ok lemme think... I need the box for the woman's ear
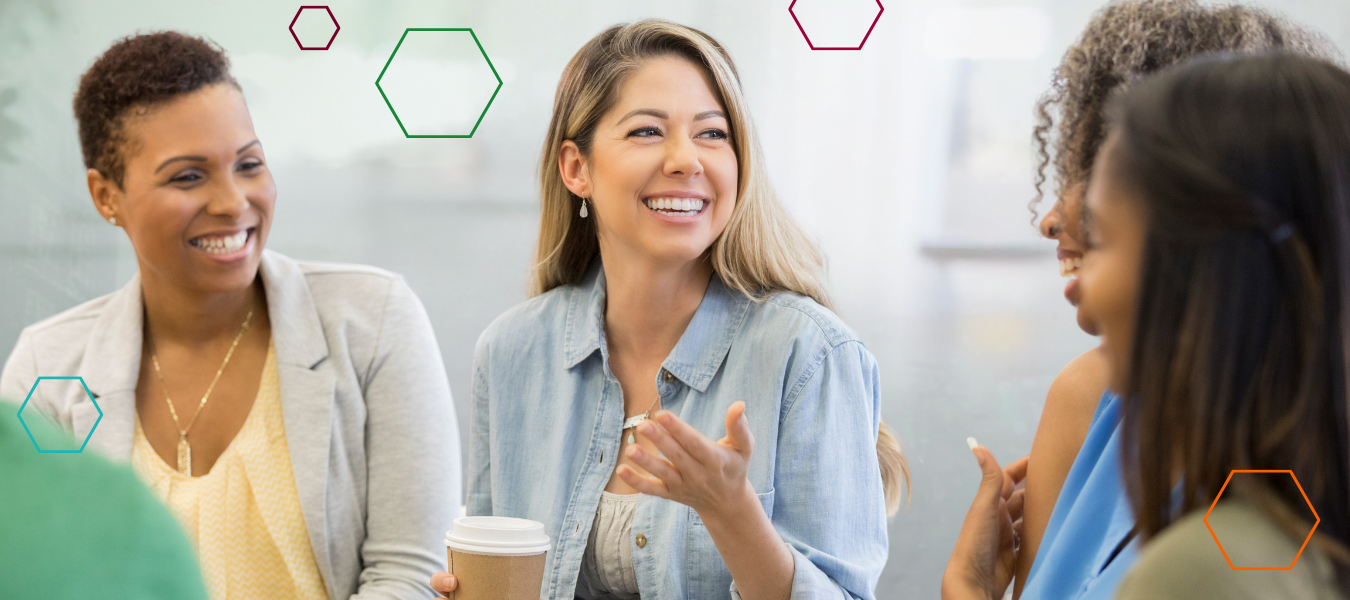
[558,140,592,199]
[87,168,123,225]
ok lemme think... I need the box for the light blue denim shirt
[467,260,889,599]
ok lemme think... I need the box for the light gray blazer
[0,250,461,600]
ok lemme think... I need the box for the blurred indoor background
[1,0,1346,595]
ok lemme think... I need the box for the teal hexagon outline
[16,376,102,453]
[375,28,503,138]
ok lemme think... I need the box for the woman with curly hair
[957,50,1350,600]
[942,2,1336,600]
[0,32,460,599]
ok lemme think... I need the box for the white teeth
[191,230,249,254]
[644,197,706,215]
[1059,257,1082,278]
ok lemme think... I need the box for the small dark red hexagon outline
[789,0,884,51]
[289,6,340,51]
[1204,470,1319,570]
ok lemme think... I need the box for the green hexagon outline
[375,28,503,138]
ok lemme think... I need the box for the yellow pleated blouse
[133,343,328,600]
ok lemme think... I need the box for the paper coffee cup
[445,516,550,600]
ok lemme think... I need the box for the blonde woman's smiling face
[561,55,739,265]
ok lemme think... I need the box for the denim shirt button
[636,534,647,548]
[662,370,675,383]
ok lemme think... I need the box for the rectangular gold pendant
[176,437,191,476]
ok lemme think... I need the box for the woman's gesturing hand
[941,441,1021,600]
[620,401,795,600]
[616,401,755,516]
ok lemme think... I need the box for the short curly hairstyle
[73,31,239,188]
[1030,0,1337,221]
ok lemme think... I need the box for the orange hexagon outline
[1204,469,1319,570]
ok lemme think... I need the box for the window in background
[920,4,1057,258]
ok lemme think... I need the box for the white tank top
[575,491,641,599]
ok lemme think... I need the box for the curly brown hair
[73,31,239,188]
[1030,0,1337,221]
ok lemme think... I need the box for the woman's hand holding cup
[430,572,457,597]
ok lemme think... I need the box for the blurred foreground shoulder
[0,402,207,599]
[1116,500,1345,600]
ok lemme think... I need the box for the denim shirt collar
[562,259,753,392]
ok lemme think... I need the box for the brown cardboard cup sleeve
[445,516,551,600]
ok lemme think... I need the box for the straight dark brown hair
[1111,53,1350,577]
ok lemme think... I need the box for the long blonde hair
[531,19,908,515]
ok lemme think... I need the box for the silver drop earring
[579,198,589,218]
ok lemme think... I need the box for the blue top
[1021,391,1139,600]
[467,261,889,599]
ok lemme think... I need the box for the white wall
[1,0,1345,595]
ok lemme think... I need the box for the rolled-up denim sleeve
[737,340,888,600]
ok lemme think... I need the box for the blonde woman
[431,20,904,600]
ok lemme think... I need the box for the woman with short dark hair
[0,31,460,600]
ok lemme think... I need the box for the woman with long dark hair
[1018,6,1333,595]
[945,3,1335,598]
[949,52,1350,598]
[1087,52,1350,595]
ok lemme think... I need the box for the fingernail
[659,412,672,424]
[966,437,979,451]
[638,422,653,434]
[628,446,642,458]
[442,574,455,587]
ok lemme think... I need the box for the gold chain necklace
[151,309,254,475]
[621,395,660,445]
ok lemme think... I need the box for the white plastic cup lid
[445,516,551,556]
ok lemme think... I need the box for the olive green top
[0,401,207,599]
[1116,497,1345,600]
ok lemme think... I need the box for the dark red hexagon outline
[289,6,340,51]
[1204,470,1320,570]
[789,0,884,51]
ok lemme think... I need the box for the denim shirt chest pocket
[683,488,776,598]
